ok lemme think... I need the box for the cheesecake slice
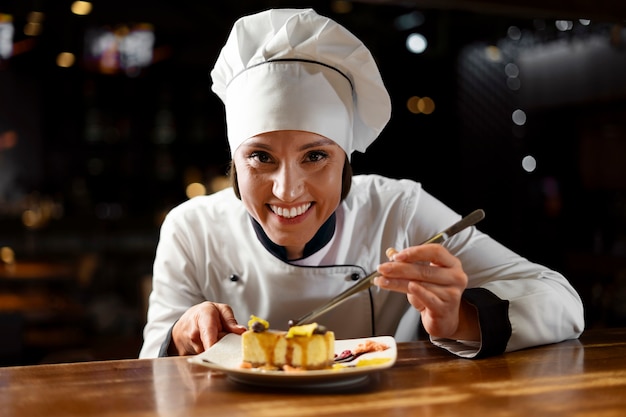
[241,316,335,370]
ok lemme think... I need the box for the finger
[407,281,450,309]
[197,322,215,351]
[388,280,433,313]
[198,303,245,350]
[374,273,419,294]
[187,339,205,355]
[215,303,247,334]
[386,247,399,260]
[393,244,459,268]
[407,293,426,312]
[172,318,202,355]
[197,303,223,349]
[377,275,427,297]
[378,260,452,285]
[376,273,458,312]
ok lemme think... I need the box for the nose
[272,163,304,202]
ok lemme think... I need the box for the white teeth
[271,203,311,219]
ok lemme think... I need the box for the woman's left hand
[374,244,480,341]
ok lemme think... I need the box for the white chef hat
[210,8,391,159]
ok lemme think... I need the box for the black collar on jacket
[250,213,336,262]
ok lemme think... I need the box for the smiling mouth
[269,203,312,219]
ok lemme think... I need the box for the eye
[305,150,328,163]
[249,151,273,163]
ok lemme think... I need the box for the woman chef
[139,8,584,359]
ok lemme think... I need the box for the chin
[270,236,311,248]
[267,231,314,248]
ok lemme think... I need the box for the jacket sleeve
[399,185,585,358]
[138,208,207,359]
[431,228,585,358]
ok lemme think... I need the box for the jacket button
[229,274,239,282]
[351,273,360,281]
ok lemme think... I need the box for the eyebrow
[243,137,338,151]
[299,138,337,150]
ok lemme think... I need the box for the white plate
[188,334,397,390]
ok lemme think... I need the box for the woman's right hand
[170,301,247,356]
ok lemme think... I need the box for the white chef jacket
[139,174,584,359]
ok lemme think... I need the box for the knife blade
[289,209,486,327]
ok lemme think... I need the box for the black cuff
[462,288,511,358]
[158,323,176,357]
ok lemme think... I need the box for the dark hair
[228,155,352,200]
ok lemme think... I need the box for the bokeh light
[406,33,427,54]
[522,155,537,172]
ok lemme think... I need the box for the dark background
[1,0,626,365]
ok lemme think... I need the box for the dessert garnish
[333,339,390,364]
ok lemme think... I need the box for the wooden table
[1,327,625,417]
